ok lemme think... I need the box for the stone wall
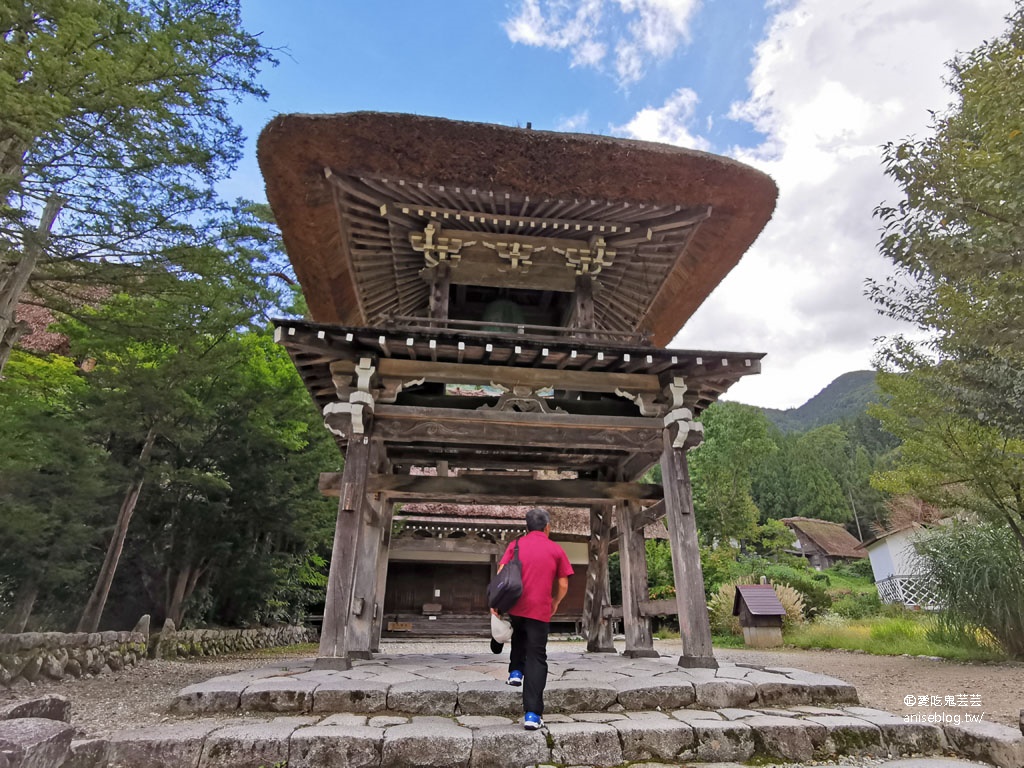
[153,623,318,659]
[0,622,318,688]
[0,631,147,687]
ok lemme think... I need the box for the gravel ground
[2,639,1021,740]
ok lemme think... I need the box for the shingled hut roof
[258,112,777,346]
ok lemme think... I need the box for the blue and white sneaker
[506,670,523,686]
[523,711,544,730]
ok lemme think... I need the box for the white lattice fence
[875,575,941,609]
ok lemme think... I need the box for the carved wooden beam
[390,537,505,555]
[332,358,662,395]
[373,405,665,453]
[318,472,663,505]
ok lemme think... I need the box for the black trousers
[508,614,549,715]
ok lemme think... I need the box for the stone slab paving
[172,652,857,717]
[59,706,1024,767]
[143,653,1024,767]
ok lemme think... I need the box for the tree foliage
[869,2,1024,442]
[689,402,776,545]
[0,0,275,373]
[0,350,114,629]
[871,370,1024,551]
[0,245,336,631]
[869,4,1024,555]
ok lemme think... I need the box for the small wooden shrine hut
[258,112,777,670]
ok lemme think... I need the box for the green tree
[871,370,1024,552]
[123,331,336,627]
[0,0,274,373]
[690,402,776,545]
[788,426,851,523]
[869,4,1024,554]
[869,2,1024,442]
[63,237,280,631]
[0,350,115,630]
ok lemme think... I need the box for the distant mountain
[759,370,880,433]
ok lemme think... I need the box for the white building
[860,524,939,608]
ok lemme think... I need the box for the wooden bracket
[664,407,704,449]
[481,239,542,271]
[554,235,616,276]
[666,376,687,409]
[378,376,426,404]
[409,221,474,267]
[323,390,375,437]
[615,388,666,417]
[479,392,567,414]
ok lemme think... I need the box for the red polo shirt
[499,530,574,623]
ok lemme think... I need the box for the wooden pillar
[661,429,717,668]
[583,506,615,653]
[429,261,450,323]
[616,500,658,658]
[571,273,594,332]
[345,486,387,659]
[316,433,373,669]
[368,502,394,654]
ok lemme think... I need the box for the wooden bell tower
[260,112,778,670]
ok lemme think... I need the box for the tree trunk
[0,197,63,376]
[4,578,39,633]
[165,563,205,627]
[77,426,158,632]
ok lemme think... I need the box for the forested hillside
[760,371,880,432]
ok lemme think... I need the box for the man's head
[525,507,550,533]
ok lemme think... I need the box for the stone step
[64,708,1024,768]
[171,660,859,716]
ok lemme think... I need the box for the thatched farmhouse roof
[782,517,866,559]
[258,112,778,346]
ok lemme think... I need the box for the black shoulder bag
[487,539,523,613]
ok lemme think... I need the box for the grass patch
[784,614,1005,662]
[250,642,318,657]
[711,633,745,649]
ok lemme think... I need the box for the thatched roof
[258,112,778,346]
[782,517,866,559]
[15,302,68,355]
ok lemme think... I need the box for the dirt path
[2,641,1021,738]
[716,646,1024,730]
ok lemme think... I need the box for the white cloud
[556,110,592,131]
[665,0,1012,409]
[614,87,710,150]
[503,0,701,84]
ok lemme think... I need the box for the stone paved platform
[172,652,859,716]
[126,652,1024,767]
[63,706,1022,768]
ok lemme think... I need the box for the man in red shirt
[494,507,574,730]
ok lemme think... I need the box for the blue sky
[227,0,1013,409]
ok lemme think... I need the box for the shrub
[914,522,1024,658]
[751,562,832,617]
[830,589,882,619]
